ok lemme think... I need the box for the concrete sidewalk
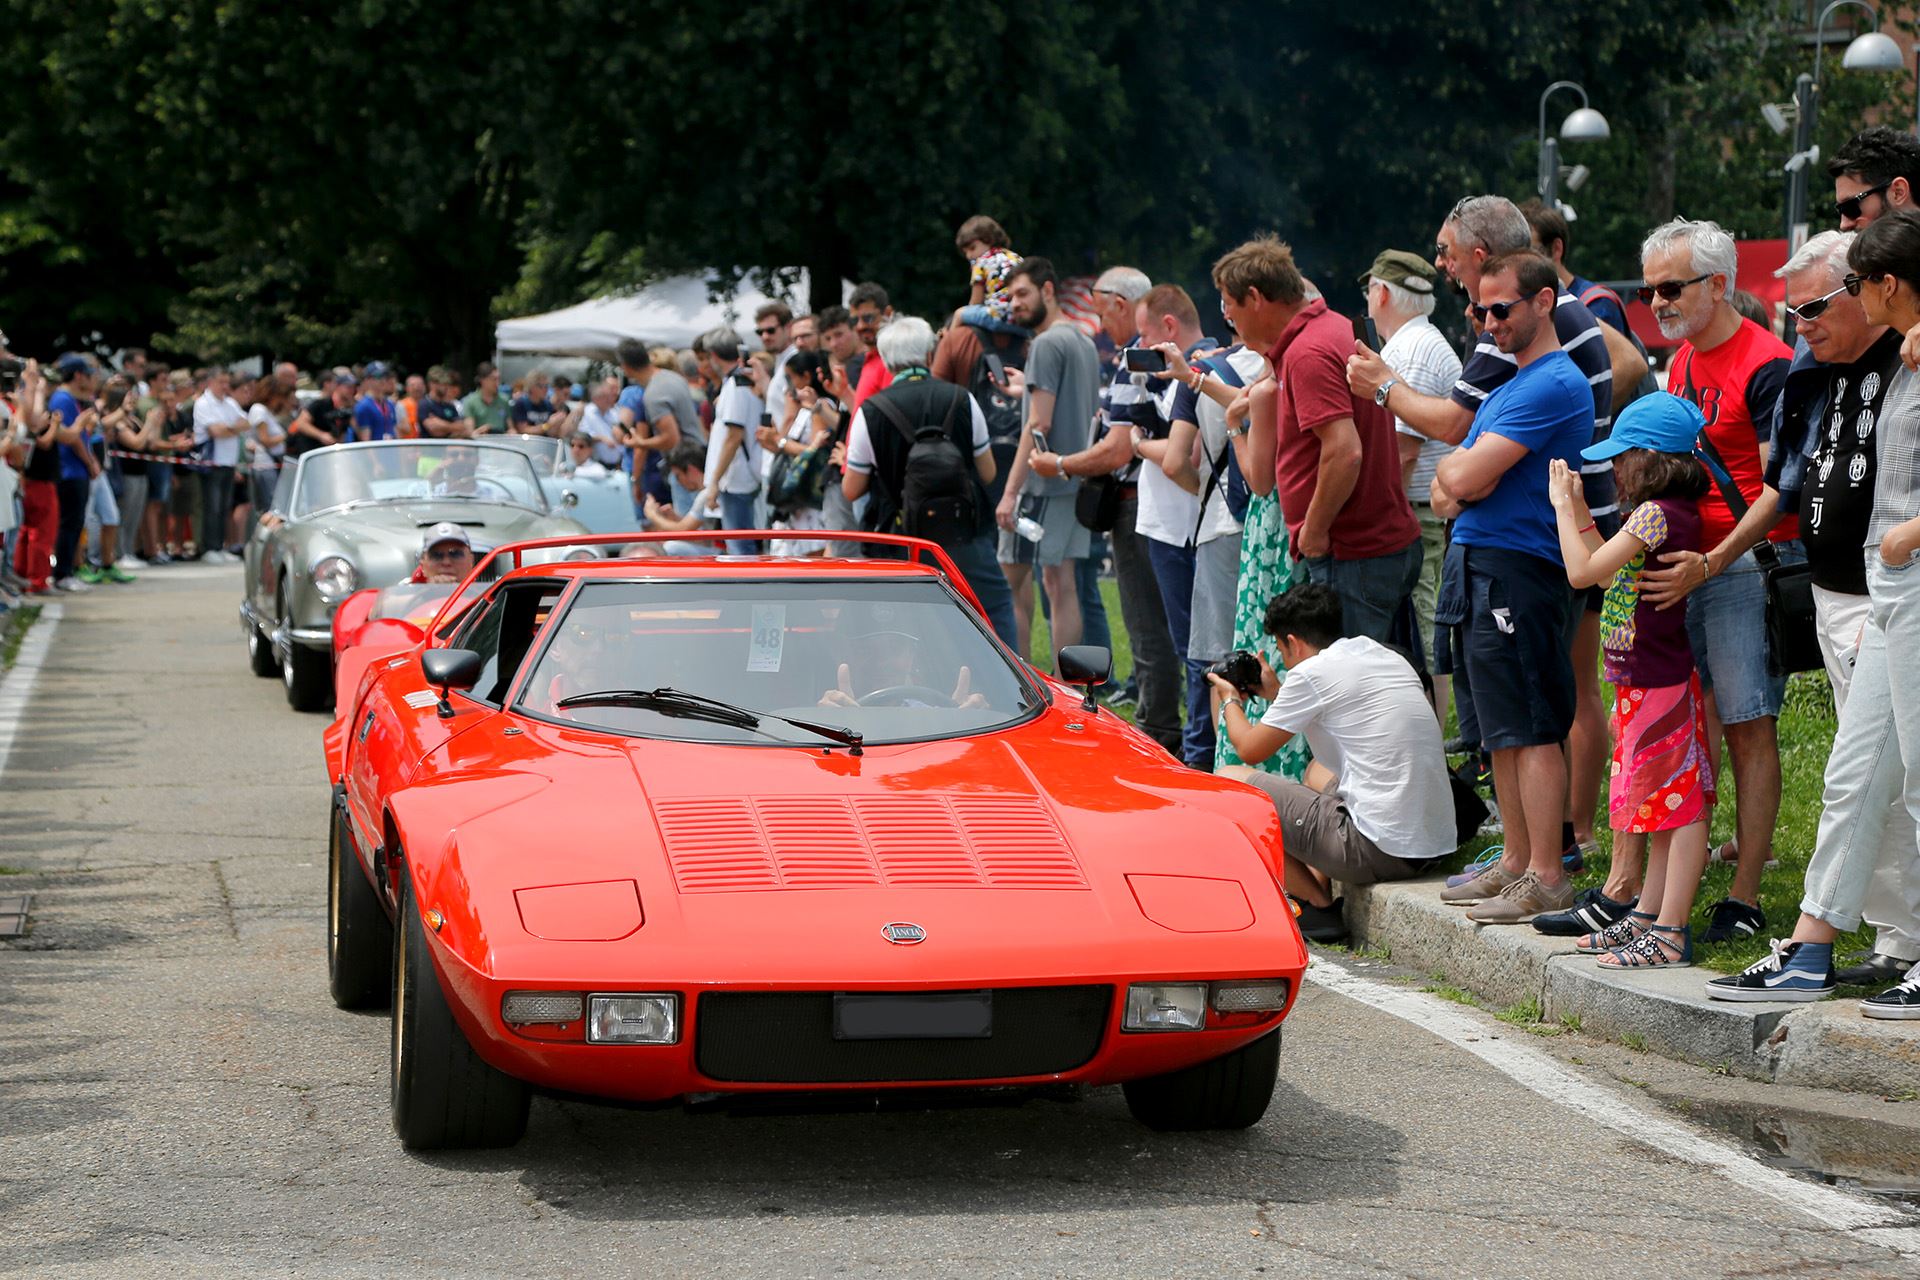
[1346,878,1920,1097]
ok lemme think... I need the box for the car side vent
[651,794,1087,893]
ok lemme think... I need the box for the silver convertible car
[485,433,642,536]
[241,440,592,710]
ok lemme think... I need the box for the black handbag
[1074,471,1123,532]
[1695,436,1821,677]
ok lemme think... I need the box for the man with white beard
[1635,217,1796,947]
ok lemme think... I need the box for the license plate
[831,991,993,1040]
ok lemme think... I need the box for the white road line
[1307,954,1920,1260]
[0,602,61,780]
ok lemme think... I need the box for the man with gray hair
[1633,216,1795,945]
[840,315,1016,643]
[1667,229,1917,979]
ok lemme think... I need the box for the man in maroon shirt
[1211,235,1421,642]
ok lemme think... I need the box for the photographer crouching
[1212,583,1455,942]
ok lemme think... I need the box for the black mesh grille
[695,986,1113,1083]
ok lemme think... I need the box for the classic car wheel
[389,862,529,1150]
[328,802,391,1011]
[246,618,278,677]
[1121,1030,1281,1132]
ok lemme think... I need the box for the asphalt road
[2,568,1917,1279]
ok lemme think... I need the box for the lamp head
[1559,106,1611,143]
[1842,30,1905,72]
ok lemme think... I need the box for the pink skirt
[1608,673,1715,833]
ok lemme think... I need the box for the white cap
[421,521,471,554]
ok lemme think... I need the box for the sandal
[1709,839,1780,871]
[1577,911,1654,955]
[1599,924,1694,970]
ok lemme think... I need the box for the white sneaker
[201,550,233,564]
[116,555,147,569]
[53,576,91,592]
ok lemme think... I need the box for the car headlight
[311,556,359,603]
[1123,983,1209,1032]
[1211,979,1291,1013]
[586,993,680,1044]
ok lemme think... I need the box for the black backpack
[866,384,977,541]
[964,324,1027,447]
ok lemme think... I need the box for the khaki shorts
[1238,772,1434,886]
[997,492,1090,568]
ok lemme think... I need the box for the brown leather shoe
[1439,862,1519,905]
[1467,871,1575,924]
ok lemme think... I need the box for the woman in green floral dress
[1212,380,1308,779]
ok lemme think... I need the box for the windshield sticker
[747,603,787,673]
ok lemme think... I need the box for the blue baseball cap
[363,360,392,379]
[54,354,93,378]
[1581,391,1704,462]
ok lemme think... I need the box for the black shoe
[1290,896,1348,944]
[1701,897,1767,945]
[1861,965,1920,1020]
[1444,734,1478,755]
[1532,887,1637,937]
[1836,951,1916,987]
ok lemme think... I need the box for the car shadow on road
[425,1076,1404,1218]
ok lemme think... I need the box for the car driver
[365,522,479,625]
[428,444,482,496]
[816,608,987,710]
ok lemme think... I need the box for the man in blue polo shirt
[354,361,398,441]
[48,355,101,591]
[1427,251,1592,925]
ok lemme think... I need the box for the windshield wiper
[555,686,864,755]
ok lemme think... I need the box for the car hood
[412,704,1299,983]
[296,502,589,587]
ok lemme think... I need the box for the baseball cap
[1358,250,1439,295]
[364,360,392,379]
[328,366,358,387]
[1582,391,1704,462]
[54,354,94,378]
[420,521,472,554]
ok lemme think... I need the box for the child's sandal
[1598,924,1693,970]
[1577,911,1654,955]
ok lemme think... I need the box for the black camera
[1208,649,1263,697]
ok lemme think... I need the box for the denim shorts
[1683,540,1804,725]
[1458,544,1575,751]
[85,472,119,526]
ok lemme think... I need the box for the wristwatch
[1374,378,1398,408]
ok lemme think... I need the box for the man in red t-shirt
[1210,235,1420,643]
[1638,218,1794,944]
[847,282,895,409]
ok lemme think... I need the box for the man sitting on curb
[1212,583,1457,943]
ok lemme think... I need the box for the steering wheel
[855,684,956,708]
[467,476,515,501]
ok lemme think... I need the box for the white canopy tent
[494,270,832,360]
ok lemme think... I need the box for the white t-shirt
[761,346,796,480]
[707,368,764,495]
[1133,373,1195,548]
[844,394,990,474]
[579,403,625,467]
[1258,636,1453,860]
[1379,315,1463,504]
[246,403,286,472]
[193,391,247,468]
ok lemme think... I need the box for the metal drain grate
[0,894,32,939]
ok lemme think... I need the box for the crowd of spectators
[6,132,1920,1021]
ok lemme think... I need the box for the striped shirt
[1870,366,1920,549]
[1452,291,1615,518]
[1380,315,1463,502]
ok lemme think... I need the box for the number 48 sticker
[747,603,787,673]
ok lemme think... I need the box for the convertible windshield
[482,434,564,473]
[292,443,549,516]
[519,578,1035,745]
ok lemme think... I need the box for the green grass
[1,604,41,669]
[1024,577,1131,683]
[1420,974,1480,1007]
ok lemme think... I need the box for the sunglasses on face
[1635,273,1711,303]
[1842,271,1888,296]
[1834,181,1892,221]
[755,325,781,337]
[851,313,879,327]
[1786,282,1850,324]
[1468,294,1539,323]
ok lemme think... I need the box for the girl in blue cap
[1547,391,1713,969]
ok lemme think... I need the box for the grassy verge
[1,603,41,670]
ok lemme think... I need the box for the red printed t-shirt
[854,351,894,408]
[1268,300,1419,559]
[1666,319,1794,548]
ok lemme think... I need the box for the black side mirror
[1055,645,1112,713]
[421,648,484,718]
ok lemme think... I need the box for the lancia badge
[881,922,926,945]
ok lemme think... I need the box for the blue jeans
[944,532,1018,648]
[1302,538,1423,645]
[718,490,760,554]
[1684,540,1805,724]
[1145,536,1214,768]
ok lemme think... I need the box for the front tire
[390,862,529,1150]
[247,617,277,677]
[328,801,391,1010]
[1122,1030,1281,1131]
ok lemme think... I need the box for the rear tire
[389,862,529,1150]
[328,801,391,1010]
[1122,1030,1281,1131]
[247,618,277,677]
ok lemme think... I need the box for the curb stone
[1345,878,1920,1097]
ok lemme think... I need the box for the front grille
[695,986,1112,1083]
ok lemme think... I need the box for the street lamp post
[1784,0,1905,251]
[1537,81,1611,211]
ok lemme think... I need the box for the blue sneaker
[1705,940,1836,1003]
[1446,845,1502,889]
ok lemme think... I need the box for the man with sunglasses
[1828,126,1920,233]
[1636,217,1796,946]
[753,302,797,530]
[847,282,894,409]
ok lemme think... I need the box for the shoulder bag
[1694,432,1821,677]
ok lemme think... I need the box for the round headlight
[312,555,359,603]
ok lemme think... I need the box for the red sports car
[322,532,1307,1150]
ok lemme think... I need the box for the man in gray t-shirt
[617,339,707,513]
[993,257,1098,664]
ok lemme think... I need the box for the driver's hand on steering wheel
[950,666,987,711]
[819,663,860,708]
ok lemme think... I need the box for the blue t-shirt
[50,388,91,481]
[1451,351,1593,563]
[616,384,659,487]
[353,395,396,441]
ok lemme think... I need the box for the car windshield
[518,578,1037,745]
[367,577,491,627]
[292,443,549,516]
[483,434,564,473]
